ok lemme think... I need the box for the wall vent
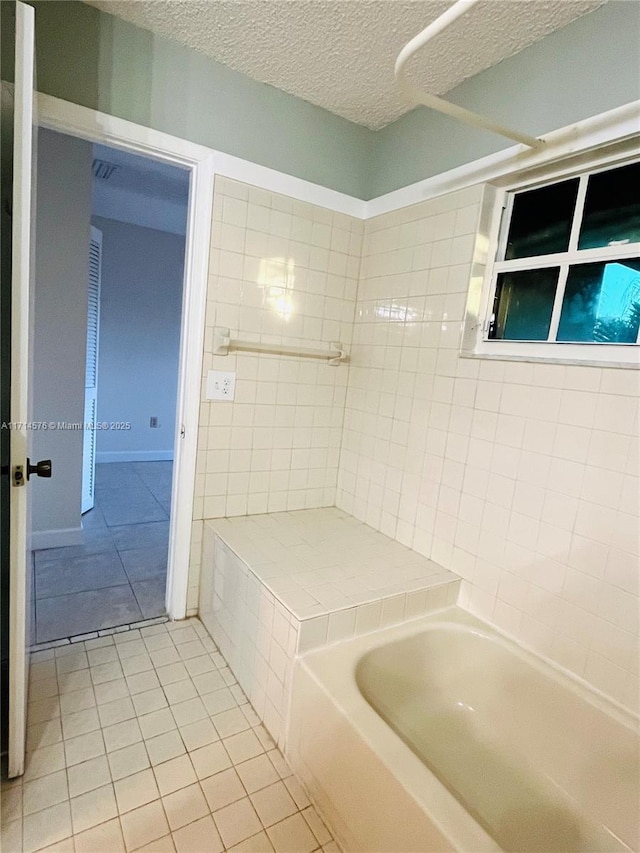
[92,159,120,180]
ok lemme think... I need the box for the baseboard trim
[96,451,174,463]
[31,527,83,550]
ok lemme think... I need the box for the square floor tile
[108,741,150,782]
[236,755,280,795]
[120,800,170,851]
[172,815,223,853]
[98,696,136,728]
[114,768,159,814]
[139,708,176,740]
[213,797,262,849]
[67,755,111,798]
[73,817,125,853]
[61,707,100,740]
[24,743,66,781]
[250,782,297,828]
[266,813,318,853]
[70,783,118,834]
[22,801,72,853]
[103,719,143,753]
[223,729,264,765]
[201,768,245,812]
[162,782,209,831]
[23,770,69,816]
[189,742,232,781]
[153,754,197,797]
[179,718,219,751]
[171,697,208,727]
[64,729,105,767]
[145,730,185,766]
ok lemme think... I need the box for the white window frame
[462,150,640,368]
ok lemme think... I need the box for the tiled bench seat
[199,508,460,746]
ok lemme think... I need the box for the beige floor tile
[37,836,75,853]
[61,706,101,740]
[211,707,250,739]
[155,663,189,687]
[213,797,262,849]
[176,640,207,661]
[267,750,292,779]
[70,783,118,834]
[201,768,245,812]
[162,679,197,706]
[58,669,93,695]
[56,652,88,675]
[1,819,22,853]
[26,717,63,752]
[236,755,279,795]
[184,655,216,677]
[178,718,218,752]
[302,807,332,846]
[189,741,232,780]
[24,742,66,781]
[65,729,106,767]
[145,730,186,766]
[191,671,226,697]
[143,633,173,653]
[59,687,96,716]
[250,782,297,828]
[137,834,176,852]
[171,815,223,853]
[74,817,126,853]
[98,696,137,728]
[227,831,276,853]
[162,782,209,831]
[201,687,237,717]
[1,779,23,823]
[29,676,59,702]
[87,646,119,666]
[168,626,198,646]
[139,708,176,740]
[94,678,130,705]
[23,801,72,853]
[91,660,125,685]
[30,659,57,681]
[132,688,168,717]
[117,639,147,660]
[67,754,112,798]
[224,729,264,765]
[103,718,143,752]
[153,755,197,797]
[23,769,69,816]
[127,670,161,696]
[115,768,160,814]
[266,813,318,853]
[108,741,151,782]
[170,697,208,727]
[149,647,180,669]
[27,696,61,725]
[121,654,154,677]
[120,800,170,851]
[283,776,310,809]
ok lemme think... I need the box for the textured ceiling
[85,0,603,130]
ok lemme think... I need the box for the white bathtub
[287,607,639,853]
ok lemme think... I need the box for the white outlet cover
[206,370,236,401]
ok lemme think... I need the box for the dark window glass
[489,268,559,341]
[578,162,640,250]
[557,259,640,343]
[505,179,579,260]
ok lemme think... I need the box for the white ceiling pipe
[395,0,544,149]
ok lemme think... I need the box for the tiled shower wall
[336,185,639,712]
[188,178,363,612]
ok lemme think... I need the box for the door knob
[26,458,52,480]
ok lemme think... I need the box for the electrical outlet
[206,370,236,401]
[149,416,159,428]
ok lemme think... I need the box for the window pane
[578,162,640,250]
[557,259,640,343]
[505,179,579,260]
[489,268,559,341]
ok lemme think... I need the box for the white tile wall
[188,178,363,613]
[336,185,640,713]
[198,510,459,746]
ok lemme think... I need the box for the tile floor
[33,463,172,644]
[1,618,338,853]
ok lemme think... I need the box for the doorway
[31,130,189,643]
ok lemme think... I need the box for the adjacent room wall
[32,129,93,547]
[337,187,639,713]
[187,176,363,612]
[367,1,640,197]
[92,216,185,462]
[4,1,374,199]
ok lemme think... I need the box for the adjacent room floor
[33,462,173,645]
[1,617,336,853]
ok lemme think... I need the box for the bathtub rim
[289,605,638,853]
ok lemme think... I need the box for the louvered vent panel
[86,396,96,497]
[86,239,101,389]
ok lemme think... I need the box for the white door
[82,226,102,514]
[8,0,37,778]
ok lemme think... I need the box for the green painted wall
[368,1,640,198]
[1,1,374,198]
[2,1,638,200]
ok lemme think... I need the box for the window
[468,159,640,366]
